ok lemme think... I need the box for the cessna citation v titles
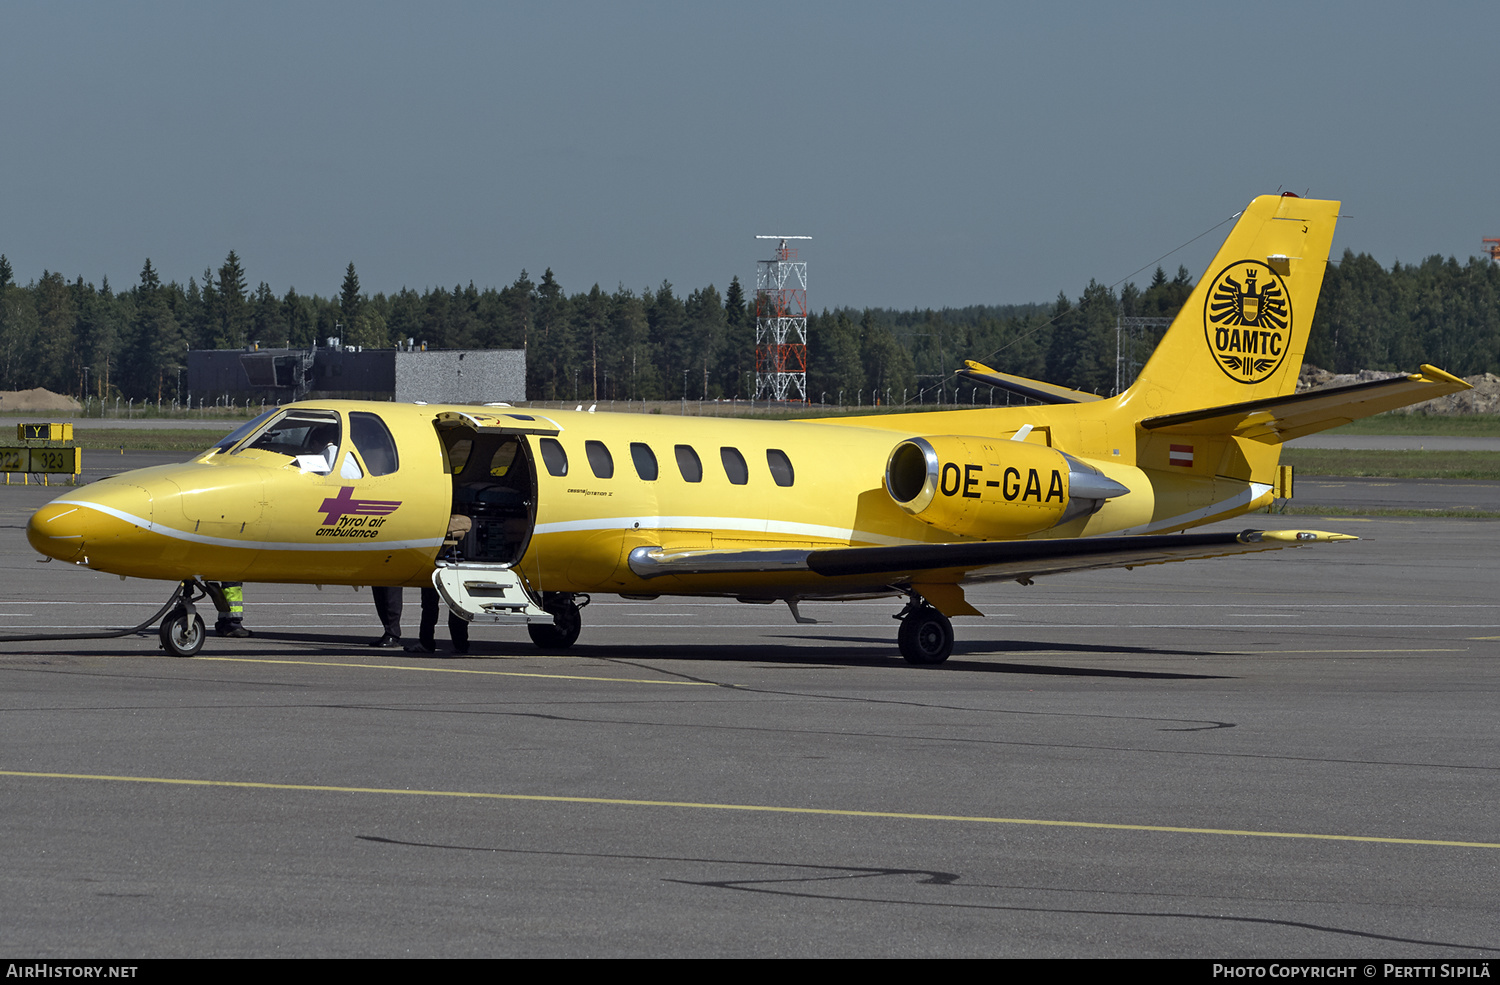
[27,195,1470,662]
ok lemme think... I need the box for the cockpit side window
[349,412,400,476]
[235,409,342,465]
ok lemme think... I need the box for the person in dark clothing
[404,586,469,655]
[405,514,473,656]
[369,585,402,646]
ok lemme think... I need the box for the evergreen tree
[386,287,422,349]
[126,259,184,402]
[34,271,77,393]
[251,282,289,347]
[339,262,362,329]
[609,286,657,399]
[531,269,574,399]
[861,310,914,403]
[683,284,725,398]
[213,251,250,348]
[808,310,864,403]
[0,274,40,390]
[716,274,754,397]
[1046,280,1116,393]
[647,281,688,398]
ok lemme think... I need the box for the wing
[627,528,1355,590]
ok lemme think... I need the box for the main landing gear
[895,595,954,666]
[527,592,587,650]
[157,579,228,658]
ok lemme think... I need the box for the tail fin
[1125,194,1339,415]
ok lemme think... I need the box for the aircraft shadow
[24,630,1232,680]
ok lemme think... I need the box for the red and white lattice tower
[754,235,811,402]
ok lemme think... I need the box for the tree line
[1,248,1496,406]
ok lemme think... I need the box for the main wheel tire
[897,606,953,665]
[159,607,206,658]
[527,595,582,650]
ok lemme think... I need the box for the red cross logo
[318,486,402,526]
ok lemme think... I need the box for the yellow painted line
[2,768,1496,850]
[196,656,713,686]
[1009,649,1466,657]
[1212,648,1467,655]
[1467,636,1500,641]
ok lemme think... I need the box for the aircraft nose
[27,502,89,561]
[27,482,154,566]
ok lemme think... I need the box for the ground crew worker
[212,582,250,638]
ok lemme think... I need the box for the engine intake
[885,435,1129,539]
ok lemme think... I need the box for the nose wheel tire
[159,607,206,658]
[898,606,953,665]
[528,594,582,650]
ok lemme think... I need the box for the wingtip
[1245,529,1359,544]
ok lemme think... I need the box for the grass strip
[72,429,222,452]
[1263,504,1500,519]
[1281,448,1500,480]
[1321,413,1500,437]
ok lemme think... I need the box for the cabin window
[631,442,658,480]
[488,440,519,477]
[585,440,614,479]
[766,449,795,487]
[675,444,702,482]
[349,411,399,476]
[539,438,568,477]
[236,409,342,472]
[445,438,473,474]
[720,447,749,485]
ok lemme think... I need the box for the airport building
[186,344,527,406]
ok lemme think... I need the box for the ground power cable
[0,583,184,644]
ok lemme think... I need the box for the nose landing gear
[159,606,206,657]
[156,579,228,657]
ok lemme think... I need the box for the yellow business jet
[27,194,1470,663]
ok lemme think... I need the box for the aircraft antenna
[753,235,811,403]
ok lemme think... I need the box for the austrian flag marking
[1169,444,1194,468]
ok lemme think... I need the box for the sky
[3,1,1497,311]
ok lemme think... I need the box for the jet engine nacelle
[885,435,1130,540]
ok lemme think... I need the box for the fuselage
[26,397,1277,599]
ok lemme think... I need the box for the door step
[433,563,554,625]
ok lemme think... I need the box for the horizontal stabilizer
[959,360,1103,404]
[1139,365,1471,442]
[629,530,1354,588]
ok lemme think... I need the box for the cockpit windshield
[206,410,277,455]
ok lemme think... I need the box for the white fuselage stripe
[532,514,911,546]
